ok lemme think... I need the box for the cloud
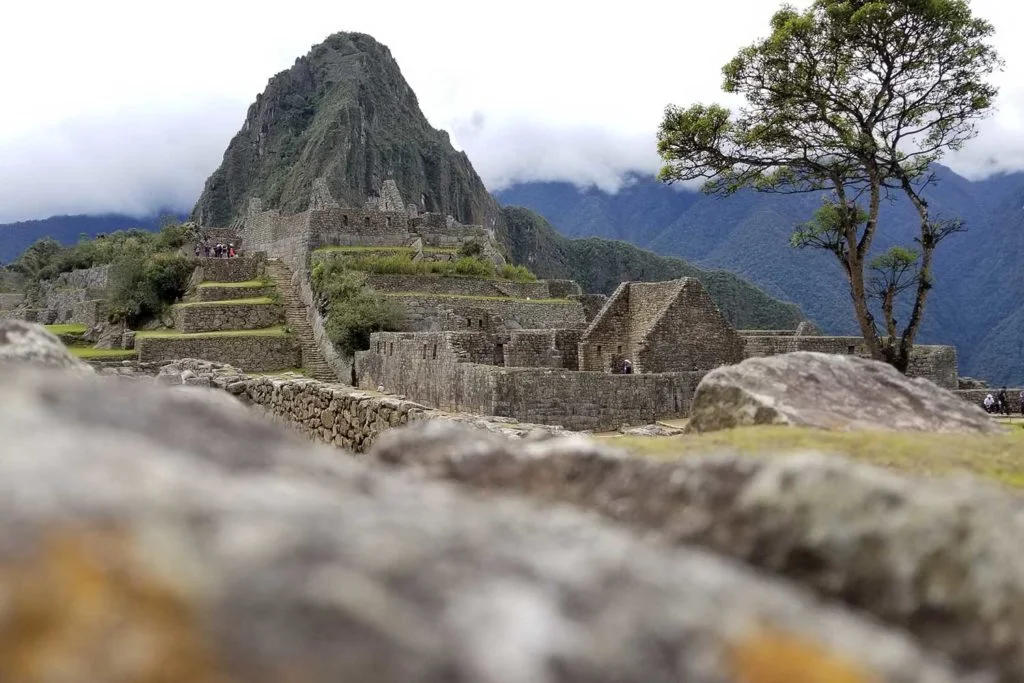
[0,101,241,223]
[450,115,664,194]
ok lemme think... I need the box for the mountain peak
[192,31,495,227]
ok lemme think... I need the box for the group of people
[983,387,1023,415]
[194,242,237,258]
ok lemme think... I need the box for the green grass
[174,297,275,308]
[136,326,291,340]
[45,324,88,335]
[614,425,1024,489]
[382,292,574,304]
[69,347,137,360]
[197,280,268,289]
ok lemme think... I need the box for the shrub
[499,264,537,282]
[452,257,495,278]
[108,253,196,326]
[311,261,405,356]
[458,240,484,258]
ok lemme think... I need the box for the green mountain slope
[497,207,805,329]
[190,31,807,332]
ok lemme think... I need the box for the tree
[656,0,1001,372]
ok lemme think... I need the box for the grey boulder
[0,364,957,683]
[0,318,93,374]
[687,351,1000,433]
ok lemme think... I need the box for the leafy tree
[310,262,405,356]
[657,0,1001,372]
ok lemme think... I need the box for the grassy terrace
[69,347,137,360]
[174,297,276,308]
[617,425,1024,489]
[197,280,268,289]
[45,324,88,335]
[136,326,290,340]
[313,246,457,254]
[383,292,573,304]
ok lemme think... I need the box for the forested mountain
[497,168,1024,384]
[0,213,185,264]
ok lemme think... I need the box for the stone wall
[394,295,587,332]
[71,300,105,328]
[136,334,300,372]
[504,331,567,368]
[365,274,567,300]
[742,336,959,390]
[571,294,608,322]
[357,331,700,431]
[194,284,275,302]
[197,256,263,283]
[0,293,25,310]
[173,302,284,333]
[638,279,744,373]
[955,388,1024,413]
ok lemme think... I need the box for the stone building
[579,279,745,374]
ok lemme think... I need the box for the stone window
[432,344,438,359]
[422,344,427,359]
[617,345,622,355]
[376,341,380,353]
[467,318,473,327]
[847,345,856,354]
[365,216,371,227]
[386,217,392,228]
[389,342,394,356]
[343,215,349,227]
[478,319,484,328]
[597,345,602,356]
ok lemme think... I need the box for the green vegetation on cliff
[310,260,404,356]
[496,207,805,329]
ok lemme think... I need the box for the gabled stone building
[579,279,745,373]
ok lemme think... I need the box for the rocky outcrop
[370,420,1024,683]
[687,351,1000,433]
[0,364,960,683]
[0,319,93,373]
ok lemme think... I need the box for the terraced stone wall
[198,256,263,283]
[195,285,275,302]
[136,335,300,372]
[0,293,25,310]
[395,295,586,332]
[956,388,1024,413]
[173,302,284,333]
[365,274,557,299]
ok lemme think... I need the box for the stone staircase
[265,259,338,382]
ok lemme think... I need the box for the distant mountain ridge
[0,212,187,264]
[497,167,1024,384]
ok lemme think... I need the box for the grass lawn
[69,347,137,360]
[45,324,88,335]
[615,425,1024,489]
[197,280,269,289]
[174,297,275,308]
[136,326,291,340]
[383,292,573,304]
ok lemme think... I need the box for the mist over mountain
[497,168,1024,384]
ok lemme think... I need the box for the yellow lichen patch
[0,527,228,683]
[727,627,879,683]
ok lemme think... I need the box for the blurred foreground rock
[0,318,93,374]
[373,420,1024,683]
[0,364,960,683]
[687,351,1000,434]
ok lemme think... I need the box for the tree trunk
[847,252,885,360]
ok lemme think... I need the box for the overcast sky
[1,0,1022,223]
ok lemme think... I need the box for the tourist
[984,393,995,413]
[228,244,236,258]
[204,243,210,257]
[999,387,1010,415]
[622,358,633,375]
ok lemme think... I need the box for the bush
[452,257,495,278]
[311,261,404,356]
[458,240,485,258]
[108,253,197,326]
[499,264,537,282]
